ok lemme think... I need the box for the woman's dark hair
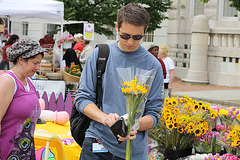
[84,40,90,45]
[13,52,44,65]
[5,34,19,46]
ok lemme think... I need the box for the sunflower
[174,108,180,114]
[198,101,203,106]
[172,98,178,106]
[165,115,173,121]
[202,121,209,129]
[201,105,207,112]
[165,97,170,103]
[194,128,202,137]
[210,111,218,119]
[167,100,173,107]
[186,122,194,133]
[177,125,184,133]
[166,121,174,130]
[193,103,200,111]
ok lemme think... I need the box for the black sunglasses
[120,34,144,41]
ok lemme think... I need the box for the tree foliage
[200,0,240,11]
[57,0,172,36]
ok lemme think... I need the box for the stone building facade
[167,0,240,87]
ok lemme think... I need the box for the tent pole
[60,16,63,79]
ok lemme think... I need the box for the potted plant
[39,34,55,48]
[57,34,75,49]
[149,96,217,160]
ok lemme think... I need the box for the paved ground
[171,77,240,107]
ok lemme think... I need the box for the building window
[22,21,28,36]
[142,31,154,42]
[47,24,57,38]
[107,26,117,40]
[194,0,204,16]
[223,0,238,17]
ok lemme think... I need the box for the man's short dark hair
[117,3,149,32]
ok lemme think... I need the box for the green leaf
[56,0,172,35]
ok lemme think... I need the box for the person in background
[148,44,166,79]
[75,3,163,160]
[0,38,45,160]
[0,34,19,70]
[63,48,82,71]
[158,44,175,97]
[79,40,93,69]
[74,33,84,58]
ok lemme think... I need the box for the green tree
[57,0,172,36]
[200,0,240,11]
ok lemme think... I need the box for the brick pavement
[171,77,240,107]
[172,77,240,92]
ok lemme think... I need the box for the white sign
[84,23,94,40]
[33,80,65,100]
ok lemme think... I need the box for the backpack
[70,44,109,147]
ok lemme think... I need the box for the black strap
[95,44,109,106]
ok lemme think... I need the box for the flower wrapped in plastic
[116,66,156,160]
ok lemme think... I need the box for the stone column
[182,15,210,84]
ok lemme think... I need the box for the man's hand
[101,113,120,127]
[117,129,137,141]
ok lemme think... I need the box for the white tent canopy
[0,0,66,76]
[0,0,64,23]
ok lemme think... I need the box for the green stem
[126,139,133,160]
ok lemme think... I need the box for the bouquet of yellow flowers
[65,65,81,77]
[149,96,217,159]
[117,66,156,160]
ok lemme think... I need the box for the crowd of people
[0,3,176,160]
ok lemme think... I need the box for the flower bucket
[164,148,192,160]
[63,42,72,49]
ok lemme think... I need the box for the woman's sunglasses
[120,34,144,41]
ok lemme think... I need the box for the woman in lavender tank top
[0,38,46,160]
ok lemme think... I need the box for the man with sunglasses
[75,3,163,160]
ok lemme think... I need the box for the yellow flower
[186,122,194,133]
[194,128,202,137]
[210,111,218,119]
[203,121,209,129]
[188,107,193,114]
[219,109,228,117]
[165,97,170,103]
[172,97,178,106]
[177,125,183,133]
[167,100,173,107]
[237,113,240,121]
[193,103,199,111]
[166,121,174,130]
[121,87,131,94]
[198,101,203,106]
[136,85,147,94]
[174,108,180,114]
[201,105,207,112]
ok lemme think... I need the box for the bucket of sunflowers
[149,96,218,160]
[61,65,81,82]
